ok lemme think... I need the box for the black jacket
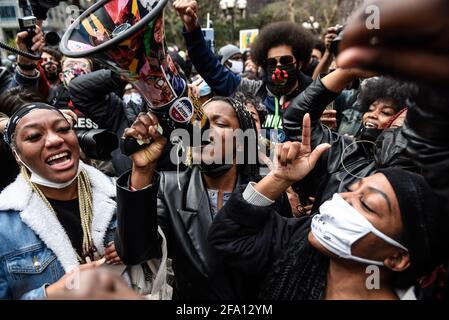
[402,86,449,212]
[69,70,132,175]
[115,167,291,300]
[283,77,417,208]
[208,185,311,283]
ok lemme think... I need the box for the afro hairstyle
[251,21,314,70]
[358,77,418,113]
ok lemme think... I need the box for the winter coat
[0,163,117,299]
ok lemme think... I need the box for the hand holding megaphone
[122,112,167,165]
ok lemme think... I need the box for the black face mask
[359,126,383,142]
[198,163,233,178]
[265,64,298,97]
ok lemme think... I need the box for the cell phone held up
[18,16,37,52]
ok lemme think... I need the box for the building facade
[0,0,92,58]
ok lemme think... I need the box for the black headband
[3,103,66,148]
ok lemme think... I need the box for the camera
[330,25,345,57]
[77,129,119,161]
[18,16,36,52]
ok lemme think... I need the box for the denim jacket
[0,163,117,300]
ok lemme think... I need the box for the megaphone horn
[60,0,209,156]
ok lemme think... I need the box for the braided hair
[204,96,259,178]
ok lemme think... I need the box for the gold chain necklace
[21,166,96,264]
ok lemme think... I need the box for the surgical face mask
[228,60,244,74]
[123,92,143,106]
[199,82,212,97]
[14,150,81,189]
[311,193,408,266]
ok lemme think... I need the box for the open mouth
[45,151,73,170]
[364,121,378,129]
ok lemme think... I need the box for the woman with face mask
[209,114,449,299]
[115,96,292,300]
[0,104,120,299]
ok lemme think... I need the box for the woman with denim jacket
[0,103,119,299]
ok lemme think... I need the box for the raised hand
[270,113,331,184]
[123,112,167,169]
[123,112,167,189]
[173,0,199,32]
[337,0,449,84]
[15,25,44,74]
[254,114,331,201]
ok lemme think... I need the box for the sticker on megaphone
[169,97,193,123]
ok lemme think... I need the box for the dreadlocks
[204,96,259,177]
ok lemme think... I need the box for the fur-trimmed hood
[0,162,116,272]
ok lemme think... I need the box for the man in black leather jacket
[114,97,291,299]
[283,69,418,209]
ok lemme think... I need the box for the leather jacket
[283,77,418,208]
[402,86,449,212]
[115,167,291,300]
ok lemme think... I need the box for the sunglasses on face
[266,55,296,68]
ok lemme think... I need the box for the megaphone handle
[120,137,150,157]
[121,119,164,156]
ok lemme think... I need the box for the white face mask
[311,193,408,266]
[14,150,81,189]
[228,60,244,74]
[123,92,143,106]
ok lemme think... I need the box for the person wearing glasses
[173,0,314,143]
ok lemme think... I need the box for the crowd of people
[0,0,449,300]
